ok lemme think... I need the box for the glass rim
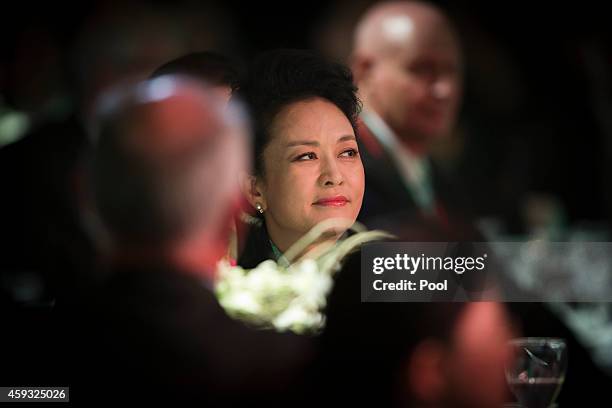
[508,337,567,346]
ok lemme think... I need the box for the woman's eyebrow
[286,140,319,147]
[337,135,356,143]
[286,135,355,147]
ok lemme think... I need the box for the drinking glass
[505,338,567,408]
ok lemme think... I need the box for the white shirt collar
[361,110,429,185]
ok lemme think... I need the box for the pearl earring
[255,203,264,214]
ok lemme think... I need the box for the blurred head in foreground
[351,1,463,154]
[238,49,365,253]
[150,51,243,104]
[89,75,249,278]
[401,302,514,408]
[322,276,514,408]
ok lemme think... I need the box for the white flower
[288,259,333,308]
[219,291,261,315]
[215,258,327,332]
[273,303,325,333]
[214,219,392,334]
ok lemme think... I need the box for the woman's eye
[294,152,317,161]
[339,148,359,158]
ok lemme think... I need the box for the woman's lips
[313,196,349,207]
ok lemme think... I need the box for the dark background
[1,0,612,397]
[2,0,611,230]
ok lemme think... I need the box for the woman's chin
[312,206,357,219]
[307,215,356,235]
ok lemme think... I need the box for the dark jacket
[59,261,313,404]
[356,119,478,239]
[237,220,276,269]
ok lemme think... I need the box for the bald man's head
[91,77,249,249]
[354,1,455,57]
[352,1,463,150]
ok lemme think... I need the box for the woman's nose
[319,157,344,187]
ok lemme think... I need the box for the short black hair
[150,51,242,92]
[237,49,360,177]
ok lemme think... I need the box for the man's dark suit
[356,118,478,239]
[58,262,313,404]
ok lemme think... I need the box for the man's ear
[350,52,374,85]
[238,171,266,212]
[404,339,447,404]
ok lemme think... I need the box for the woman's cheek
[348,164,365,192]
[281,174,308,212]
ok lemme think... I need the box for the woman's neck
[265,219,341,262]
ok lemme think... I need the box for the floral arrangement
[215,218,391,334]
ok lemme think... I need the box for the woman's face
[255,97,365,250]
